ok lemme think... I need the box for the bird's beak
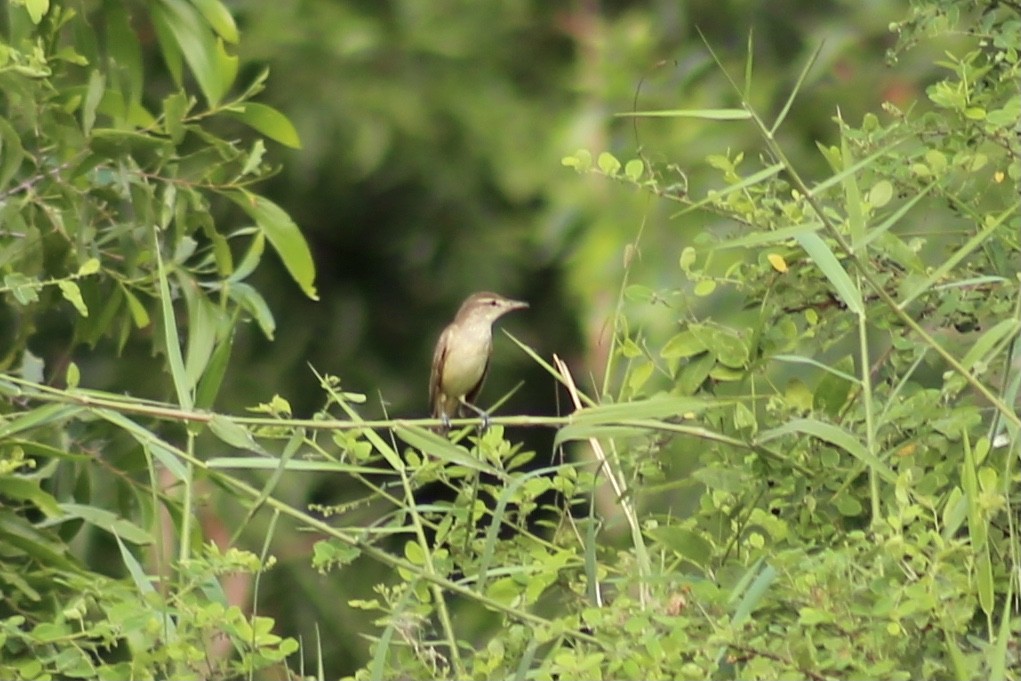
[507,299,529,311]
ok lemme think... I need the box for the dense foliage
[0,0,1017,679]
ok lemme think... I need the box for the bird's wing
[429,326,451,417]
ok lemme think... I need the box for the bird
[429,292,528,432]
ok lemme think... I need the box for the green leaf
[58,503,153,545]
[162,90,191,143]
[814,355,855,415]
[597,152,620,175]
[0,117,25,187]
[960,318,1020,372]
[82,71,105,136]
[0,476,61,517]
[120,285,151,328]
[706,327,748,368]
[679,246,697,272]
[0,404,80,439]
[731,560,777,625]
[394,425,499,474]
[153,236,192,410]
[58,281,89,317]
[224,103,302,149]
[624,159,644,181]
[105,2,144,114]
[94,408,189,481]
[0,515,77,571]
[692,465,749,493]
[897,203,1016,309]
[647,526,714,567]
[571,396,709,424]
[941,486,966,538]
[839,118,866,248]
[834,493,864,516]
[208,414,263,452]
[976,549,993,617]
[177,273,219,389]
[195,326,234,409]
[759,418,897,483]
[77,258,101,275]
[66,361,80,389]
[693,279,717,296]
[25,0,49,24]
[228,191,318,300]
[661,329,708,359]
[554,424,653,447]
[213,37,239,101]
[207,457,381,474]
[677,352,715,395]
[561,149,591,171]
[190,0,239,43]
[227,281,276,339]
[867,180,893,208]
[6,272,40,305]
[618,108,751,120]
[153,0,233,106]
[794,231,863,314]
[229,231,265,283]
[961,432,985,550]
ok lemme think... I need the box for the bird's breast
[441,325,492,397]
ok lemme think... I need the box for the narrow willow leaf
[618,108,751,120]
[0,477,62,517]
[960,319,1020,372]
[554,424,652,448]
[190,0,239,43]
[82,71,105,136]
[0,117,25,187]
[95,408,188,480]
[731,560,777,626]
[571,396,709,424]
[228,281,276,340]
[394,426,499,474]
[153,236,192,410]
[207,457,382,474]
[0,516,77,571]
[758,418,896,483]
[59,503,153,545]
[195,325,234,409]
[839,117,867,249]
[224,103,302,149]
[208,414,262,452]
[178,273,218,389]
[794,231,863,314]
[0,404,80,439]
[153,0,229,105]
[228,190,318,300]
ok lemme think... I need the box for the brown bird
[429,292,529,431]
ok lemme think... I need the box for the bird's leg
[440,413,452,433]
[459,397,490,431]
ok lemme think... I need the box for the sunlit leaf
[227,190,318,300]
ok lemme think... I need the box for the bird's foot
[440,414,451,433]
[459,399,490,432]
